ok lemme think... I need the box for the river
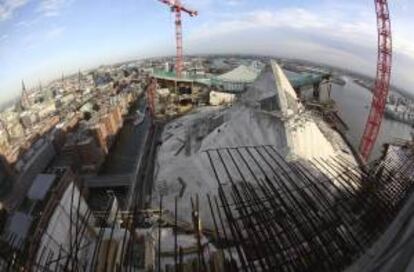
[99,97,150,174]
[331,77,413,161]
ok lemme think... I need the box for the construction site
[1,0,414,271]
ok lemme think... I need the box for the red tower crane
[359,0,392,160]
[158,0,198,78]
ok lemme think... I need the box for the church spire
[21,80,30,110]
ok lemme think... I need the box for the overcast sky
[0,0,413,102]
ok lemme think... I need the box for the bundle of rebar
[202,145,414,272]
[1,142,413,272]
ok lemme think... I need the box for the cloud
[45,26,65,39]
[226,0,243,6]
[20,25,65,50]
[191,8,335,41]
[37,0,72,17]
[190,5,414,59]
[186,5,414,92]
[0,34,9,46]
[0,0,28,21]
[15,18,39,28]
[15,19,31,27]
[183,0,244,12]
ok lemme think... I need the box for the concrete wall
[14,139,56,206]
[35,182,97,271]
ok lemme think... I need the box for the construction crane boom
[158,0,198,78]
[359,0,392,160]
[158,0,197,16]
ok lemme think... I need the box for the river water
[331,78,413,161]
[99,97,150,174]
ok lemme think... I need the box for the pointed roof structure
[21,80,27,95]
[217,65,259,83]
[21,80,30,110]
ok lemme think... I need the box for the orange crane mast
[157,0,198,78]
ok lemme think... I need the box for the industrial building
[152,60,357,224]
[151,70,211,118]
[142,60,414,271]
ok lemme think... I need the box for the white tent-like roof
[217,65,259,83]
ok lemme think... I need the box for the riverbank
[99,97,150,175]
[384,107,414,127]
[353,79,414,127]
[354,78,373,93]
[331,78,413,161]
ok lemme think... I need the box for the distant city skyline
[1,0,414,102]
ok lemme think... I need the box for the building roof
[27,174,56,200]
[217,65,259,83]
